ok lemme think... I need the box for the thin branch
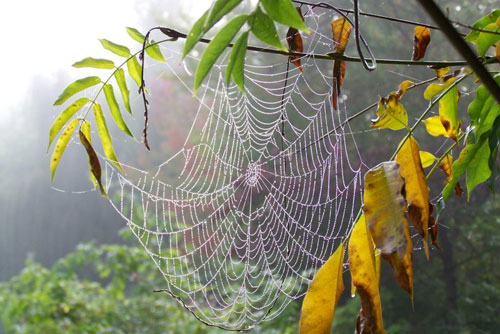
[159,27,497,67]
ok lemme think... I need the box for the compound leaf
[53,76,101,106]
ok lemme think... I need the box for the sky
[0,0,208,122]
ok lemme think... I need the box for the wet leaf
[194,15,248,92]
[48,97,89,151]
[419,151,436,168]
[72,57,115,69]
[348,215,385,334]
[114,68,131,114]
[261,0,310,33]
[53,76,101,106]
[251,6,287,51]
[331,18,352,110]
[93,103,124,173]
[99,39,131,58]
[299,243,345,334]
[225,31,248,92]
[286,7,304,71]
[126,27,165,62]
[79,124,107,197]
[103,84,133,137]
[381,218,413,298]
[363,161,406,256]
[182,0,243,58]
[370,93,408,130]
[412,26,431,61]
[126,56,142,88]
[50,118,80,182]
[396,136,430,259]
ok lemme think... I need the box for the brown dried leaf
[412,26,431,61]
[286,7,304,71]
[439,154,464,197]
[331,18,352,110]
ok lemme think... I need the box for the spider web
[102,6,367,330]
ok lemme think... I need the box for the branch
[159,27,496,67]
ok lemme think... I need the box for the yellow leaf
[424,115,448,137]
[424,77,457,100]
[433,66,450,80]
[300,243,345,334]
[363,161,406,255]
[331,18,351,111]
[496,41,500,68]
[396,136,430,259]
[381,218,414,299]
[50,118,80,182]
[412,26,431,61]
[419,151,436,168]
[81,120,97,189]
[397,80,413,98]
[439,154,464,197]
[348,215,385,334]
[370,93,408,130]
[93,103,125,174]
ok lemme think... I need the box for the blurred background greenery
[0,0,499,333]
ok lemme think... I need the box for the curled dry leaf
[79,127,107,198]
[299,243,345,334]
[412,26,431,61]
[395,136,430,259]
[331,18,352,110]
[439,154,464,197]
[428,203,440,249]
[286,7,304,71]
[370,92,408,130]
[349,215,385,334]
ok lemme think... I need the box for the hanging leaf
[286,7,304,71]
[476,23,500,58]
[465,140,492,199]
[50,118,80,182]
[53,76,101,106]
[396,80,413,98]
[225,31,248,92]
[72,57,115,69]
[99,39,131,58]
[439,154,464,198]
[468,76,500,137]
[370,93,408,130]
[93,103,124,173]
[261,0,310,33]
[48,97,89,151]
[419,151,436,168]
[182,0,243,58]
[103,84,134,137]
[348,215,385,334]
[363,161,406,256]
[331,18,352,110]
[126,27,165,62]
[194,14,248,92]
[79,124,107,197]
[396,137,430,258]
[412,26,431,61]
[381,218,413,299]
[251,6,287,51]
[496,41,500,66]
[299,243,345,334]
[428,204,440,249]
[127,56,142,88]
[114,68,131,114]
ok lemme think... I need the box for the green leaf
[183,0,243,58]
[261,0,310,33]
[50,118,80,182]
[194,14,248,92]
[99,39,131,57]
[72,57,115,69]
[103,84,134,137]
[80,121,97,189]
[126,56,142,87]
[53,76,101,106]
[93,103,124,173]
[48,97,89,151]
[79,127,108,197]
[225,31,248,92]
[114,68,131,114]
[465,9,500,43]
[477,23,500,58]
[126,27,165,62]
[251,7,287,51]
[466,140,491,200]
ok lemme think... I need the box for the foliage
[47,0,500,333]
